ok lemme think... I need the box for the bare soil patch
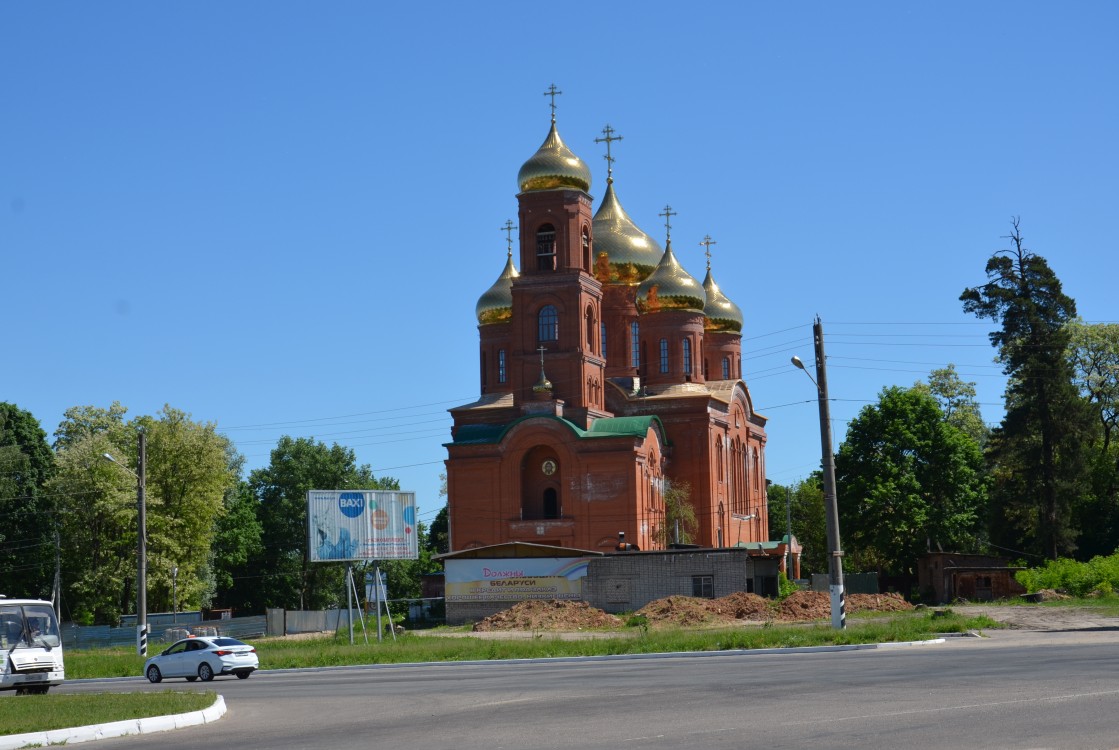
[472,600,625,631]
[471,591,914,632]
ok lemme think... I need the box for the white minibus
[1,597,64,694]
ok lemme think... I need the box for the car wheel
[146,665,163,684]
[198,662,215,682]
[186,676,198,682]
[236,671,251,679]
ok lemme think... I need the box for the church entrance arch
[521,445,561,520]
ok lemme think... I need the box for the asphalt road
[58,630,1119,750]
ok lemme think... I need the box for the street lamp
[171,566,178,624]
[102,431,148,654]
[792,315,846,630]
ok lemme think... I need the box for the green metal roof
[446,414,667,446]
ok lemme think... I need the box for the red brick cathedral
[445,98,768,553]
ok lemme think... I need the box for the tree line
[0,402,448,625]
[768,220,1117,594]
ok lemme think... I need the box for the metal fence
[61,615,267,650]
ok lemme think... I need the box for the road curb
[0,694,225,750]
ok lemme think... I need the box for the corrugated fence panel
[62,615,267,650]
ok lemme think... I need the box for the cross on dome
[543,84,562,121]
[594,124,623,183]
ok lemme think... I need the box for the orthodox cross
[594,124,623,182]
[659,205,677,244]
[699,235,717,270]
[501,219,517,258]
[543,84,562,120]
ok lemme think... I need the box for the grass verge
[0,690,216,736]
[64,609,997,679]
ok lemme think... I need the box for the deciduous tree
[0,403,56,598]
[835,386,987,579]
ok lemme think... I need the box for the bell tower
[508,87,610,429]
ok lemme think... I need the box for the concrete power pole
[812,316,846,629]
[137,430,148,655]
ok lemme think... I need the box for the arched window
[498,349,507,384]
[659,339,669,374]
[538,305,559,342]
[536,224,556,271]
[682,338,692,375]
[585,306,595,353]
[630,322,640,368]
[722,356,730,380]
[582,229,591,271]
[601,322,607,358]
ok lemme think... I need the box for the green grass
[64,609,997,678]
[0,691,216,735]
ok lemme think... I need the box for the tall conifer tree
[961,220,1095,559]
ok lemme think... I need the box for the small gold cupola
[476,220,521,325]
[700,235,743,333]
[636,206,706,314]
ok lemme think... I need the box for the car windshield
[1,604,61,649]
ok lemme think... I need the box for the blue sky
[4,2,1116,529]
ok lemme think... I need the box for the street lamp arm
[790,356,819,391]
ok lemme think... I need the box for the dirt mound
[848,593,913,613]
[774,590,914,621]
[471,591,915,631]
[775,590,833,621]
[635,595,723,626]
[710,592,773,621]
[472,600,624,631]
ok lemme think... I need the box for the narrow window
[630,322,640,368]
[498,349,507,383]
[536,224,556,271]
[481,352,487,390]
[692,575,714,599]
[722,356,730,380]
[585,306,595,353]
[682,338,692,375]
[659,338,669,374]
[582,229,591,270]
[601,322,607,358]
[538,305,559,342]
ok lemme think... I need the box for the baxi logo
[338,492,365,518]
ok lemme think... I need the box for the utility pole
[812,316,845,629]
[792,317,846,629]
[785,485,793,579]
[137,431,148,655]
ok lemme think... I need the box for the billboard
[307,490,418,562]
[444,557,592,602]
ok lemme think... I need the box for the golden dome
[591,181,663,285]
[475,253,519,325]
[517,120,591,193]
[636,242,706,314]
[703,268,743,334]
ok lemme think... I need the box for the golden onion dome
[591,181,663,285]
[702,268,744,334]
[517,120,592,193]
[475,253,520,325]
[636,242,706,314]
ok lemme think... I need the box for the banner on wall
[307,490,418,562]
[444,557,592,602]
